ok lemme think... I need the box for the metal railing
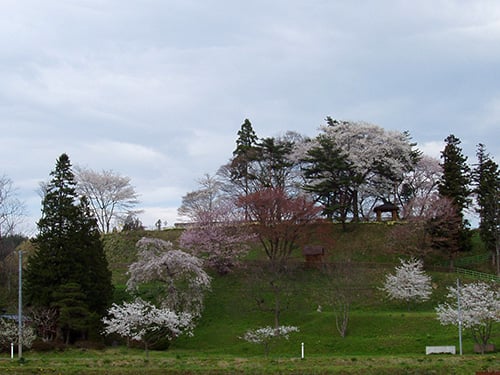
[455,267,500,283]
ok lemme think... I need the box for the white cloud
[419,141,445,159]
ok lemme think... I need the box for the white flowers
[242,325,299,344]
[103,237,212,353]
[102,298,193,344]
[127,237,211,317]
[241,325,300,356]
[0,319,36,350]
[382,258,432,306]
[436,281,500,351]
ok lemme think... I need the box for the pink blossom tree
[179,202,256,275]
[237,188,322,264]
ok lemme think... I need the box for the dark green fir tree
[301,134,355,229]
[474,143,500,272]
[230,119,259,219]
[24,153,113,342]
[438,134,472,252]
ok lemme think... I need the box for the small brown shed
[374,202,399,222]
[302,245,326,265]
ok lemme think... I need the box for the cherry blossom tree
[74,167,140,233]
[0,318,36,351]
[179,203,256,274]
[237,188,321,329]
[102,298,193,356]
[28,307,58,342]
[178,174,226,221]
[0,175,26,239]
[237,188,322,263]
[398,155,442,219]
[241,325,299,356]
[126,237,211,318]
[436,282,500,354]
[317,118,419,220]
[381,258,432,310]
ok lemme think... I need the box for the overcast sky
[1,1,499,234]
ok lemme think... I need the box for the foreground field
[0,348,498,374]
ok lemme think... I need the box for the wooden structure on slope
[302,245,326,266]
[373,202,399,222]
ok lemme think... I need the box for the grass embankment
[1,223,498,374]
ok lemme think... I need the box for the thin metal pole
[18,250,23,359]
[457,278,462,355]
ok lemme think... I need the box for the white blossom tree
[102,298,193,356]
[317,118,418,220]
[398,155,442,219]
[241,325,299,356]
[436,282,500,354]
[0,175,26,240]
[74,167,140,233]
[0,318,36,351]
[178,173,226,221]
[382,258,432,309]
[127,237,211,317]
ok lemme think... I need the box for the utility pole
[457,278,463,355]
[18,250,23,359]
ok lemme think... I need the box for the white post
[301,342,304,359]
[18,250,23,359]
[457,279,463,355]
[10,343,14,359]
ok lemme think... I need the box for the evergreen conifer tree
[230,119,259,219]
[438,134,472,251]
[474,144,500,271]
[301,134,355,228]
[24,153,113,342]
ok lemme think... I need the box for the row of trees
[179,119,499,271]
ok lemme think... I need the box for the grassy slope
[103,223,498,359]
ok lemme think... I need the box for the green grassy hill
[102,223,498,358]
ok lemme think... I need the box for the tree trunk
[352,189,359,222]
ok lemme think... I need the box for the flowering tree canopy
[241,325,299,356]
[0,319,36,350]
[74,166,139,233]
[102,298,193,353]
[127,237,211,317]
[382,258,432,308]
[237,188,321,263]
[318,118,419,219]
[179,204,256,274]
[436,282,500,353]
[399,155,442,219]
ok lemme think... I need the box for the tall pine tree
[230,119,259,219]
[474,144,500,272]
[438,134,472,252]
[301,134,356,229]
[24,153,113,342]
